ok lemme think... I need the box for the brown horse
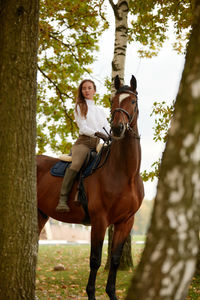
[37,75,144,300]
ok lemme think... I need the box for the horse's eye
[132,100,136,104]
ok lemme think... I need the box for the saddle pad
[50,151,102,178]
[50,160,71,177]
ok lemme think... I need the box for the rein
[91,143,111,172]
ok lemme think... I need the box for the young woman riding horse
[37,75,144,300]
[56,79,110,212]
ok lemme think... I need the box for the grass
[188,274,200,300]
[36,237,200,299]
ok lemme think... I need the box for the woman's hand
[95,132,110,143]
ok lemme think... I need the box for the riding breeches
[70,135,99,172]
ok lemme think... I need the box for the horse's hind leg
[86,218,107,300]
[106,217,134,300]
[37,208,49,235]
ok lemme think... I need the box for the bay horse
[37,75,144,300]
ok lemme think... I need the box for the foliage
[151,101,175,143]
[141,101,174,182]
[128,0,192,57]
[37,0,194,155]
[37,0,108,154]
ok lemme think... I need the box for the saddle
[50,149,104,224]
[50,150,101,178]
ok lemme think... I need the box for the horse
[37,75,144,300]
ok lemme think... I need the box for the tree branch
[109,0,129,19]
[109,0,118,17]
[48,33,92,76]
[98,0,109,27]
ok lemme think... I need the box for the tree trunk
[195,236,200,276]
[106,0,134,271]
[105,225,133,270]
[0,1,39,299]
[109,0,129,89]
[126,1,200,299]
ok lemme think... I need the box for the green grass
[188,274,200,300]
[36,238,199,299]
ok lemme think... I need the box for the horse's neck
[109,131,141,177]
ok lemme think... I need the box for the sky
[85,7,186,200]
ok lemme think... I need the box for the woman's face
[81,81,96,100]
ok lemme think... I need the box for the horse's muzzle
[111,122,125,139]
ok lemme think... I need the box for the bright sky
[87,10,186,200]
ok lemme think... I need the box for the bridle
[95,89,139,171]
[111,90,138,132]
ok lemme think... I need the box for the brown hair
[75,79,96,118]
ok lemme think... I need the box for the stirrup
[74,191,81,206]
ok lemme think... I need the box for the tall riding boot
[56,168,78,212]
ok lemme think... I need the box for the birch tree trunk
[109,0,129,90]
[126,1,200,298]
[105,0,134,271]
[0,0,39,299]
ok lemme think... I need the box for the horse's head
[111,75,138,140]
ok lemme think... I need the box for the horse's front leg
[86,218,107,300]
[106,217,134,300]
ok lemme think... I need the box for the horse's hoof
[106,290,118,300]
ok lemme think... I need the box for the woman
[56,79,110,212]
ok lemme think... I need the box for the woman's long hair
[75,79,96,118]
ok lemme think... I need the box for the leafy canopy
[37,0,107,154]
[37,0,193,154]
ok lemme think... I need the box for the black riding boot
[56,168,78,212]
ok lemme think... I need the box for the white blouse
[74,99,110,137]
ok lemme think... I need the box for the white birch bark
[109,0,129,92]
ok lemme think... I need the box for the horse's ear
[130,75,137,91]
[114,75,121,91]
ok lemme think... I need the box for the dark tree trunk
[126,1,200,299]
[105,225,133,270]
[0,0,39,299]
[195,237,200,276]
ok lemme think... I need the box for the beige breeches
[70,135,99,172]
